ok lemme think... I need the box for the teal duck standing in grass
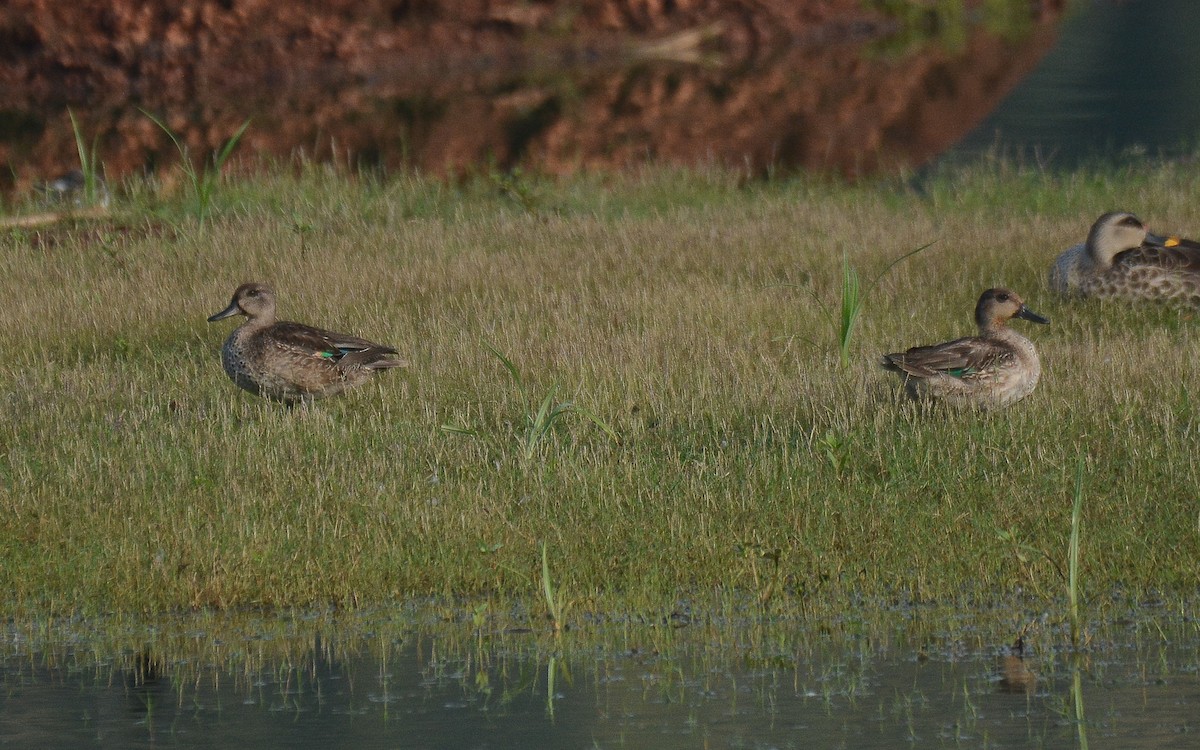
[207,282,406,403]
[1050,211,1200,306]
[881,288,1048,409]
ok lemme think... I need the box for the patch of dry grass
[3,162,1200,618]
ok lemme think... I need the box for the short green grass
[3,160,1200,620]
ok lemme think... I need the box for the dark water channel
[3,611,1199,748]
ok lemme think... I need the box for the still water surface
[3,610,1198,748]
[952,0,1200,166]
[7,1,1200,188]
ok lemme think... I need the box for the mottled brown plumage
[881,288,1047,409]
[207,282,406,403]
[1050,211,1200,306]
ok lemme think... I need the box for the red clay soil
[0,0,1067,190]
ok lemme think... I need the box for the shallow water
[1,2,1197,196]
[4,609,1198,748]
[952,0,1200,166]
[10,2,1200,189]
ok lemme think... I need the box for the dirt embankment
[0,1,1066,190]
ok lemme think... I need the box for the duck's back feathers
[270,321,408,369]
[1080,242,1200,306]
[1111,239,1200,274]
[882,336,1014,379]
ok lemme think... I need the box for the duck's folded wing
[1115,238,1200,273]
[883,336,1012,378]
[272,322,400,359]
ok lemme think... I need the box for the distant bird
[881,288,1048,408]
[37,169,111,209]
[1050,211,1200,305]
[207,282,406,403]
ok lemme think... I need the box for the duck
[881,287,1048,408]
[38,168,110,209]
[1049,211,1200,305]
[207,282,406,403]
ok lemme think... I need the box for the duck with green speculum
[881,288,1048,409]
[208,282,407,403]
[1050,211,1200,306]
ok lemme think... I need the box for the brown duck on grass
[1050,211,1200,306]
[881,288,1048,409]
[207,282,406,404]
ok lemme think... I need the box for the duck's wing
[271,321,405,367]
[882,336,1013,379]
[1114,236,1200,273]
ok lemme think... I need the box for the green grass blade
[540,541,561,632]
[213,119,251,170]
[483,341,525,394]
[532,391,556,431]
[68,109,87,170]
[67,109,103,204]
[570,404,622,446]
[867,240,936,289]
[68,111,92,182]
[525,391,558,458]
[1068,455,1085,646]
[770,282,836,328]
[836,241,932,367]
[838,252,862,367]
[1072,658,1090,749]
[140,108,191,169]
[141,107,202,207]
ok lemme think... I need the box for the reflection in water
[0,6,1068,193]
[1072,656,1090,750]
[3,611,1200,749]
[997,633,1037,694]
[999,653,1037,694]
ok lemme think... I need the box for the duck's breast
[1050,242,1088,294]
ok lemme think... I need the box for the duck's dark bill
[1145,232,1200,250]
[1016,306,1049,324]
[207,303,241,322]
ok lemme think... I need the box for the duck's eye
[996,293,1009,301]
[1118,216,1142,228]
[247,289,259,297]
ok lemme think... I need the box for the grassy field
[2,160,1200,620]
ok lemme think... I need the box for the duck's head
[975,288,1048,331]
[208,282,277,323]
[1086,211,1154,267]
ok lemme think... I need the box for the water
[7,2,1200,191]
[4,610,1199,748]
[950,0,1200,165]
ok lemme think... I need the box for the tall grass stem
[142,110,250,226]
[67,110,106,207]
[1068,456,1085,647]
[541,542,563,633]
